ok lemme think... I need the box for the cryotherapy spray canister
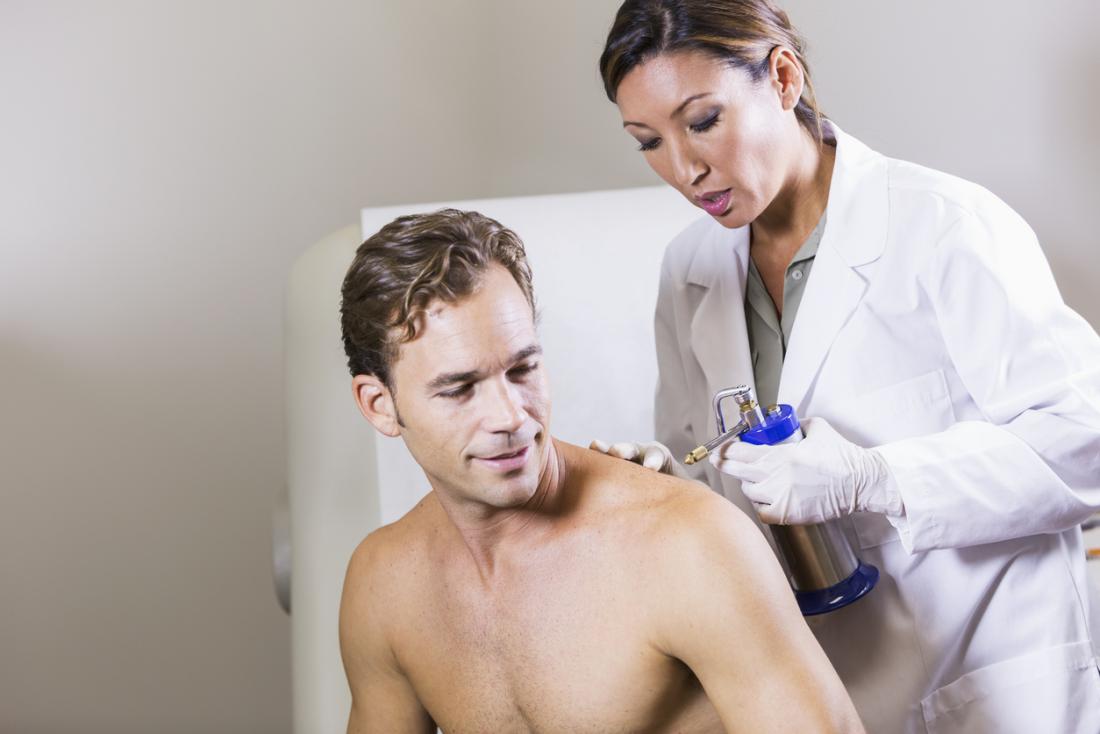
[685,385,879,616]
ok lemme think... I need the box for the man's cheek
[528,376,551,416]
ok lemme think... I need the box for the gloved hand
[709,417,904,525]
[589,439,692,480]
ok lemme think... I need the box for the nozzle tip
[684,446,708,465]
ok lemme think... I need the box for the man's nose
[482,376,526,433]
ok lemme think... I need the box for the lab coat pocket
[920,641,1100,734]
[848,369,955,549]
[851,368,955,444]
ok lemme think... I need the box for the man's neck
[441,438,570,582]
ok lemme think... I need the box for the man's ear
[352,375,401,437]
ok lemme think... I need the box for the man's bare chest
[391,556,719,733]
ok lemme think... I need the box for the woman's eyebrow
[622,92,713,128]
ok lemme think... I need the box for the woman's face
[615,50,800,229]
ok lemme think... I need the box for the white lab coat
[654,121,1100,733]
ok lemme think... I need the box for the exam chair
[277,187,701,733]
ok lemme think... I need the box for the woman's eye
[637,137,661,152]
[690,113,720,133]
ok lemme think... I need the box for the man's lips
[693,189,732,216]
[474,445,531,473]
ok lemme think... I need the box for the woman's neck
[752,129,835,261]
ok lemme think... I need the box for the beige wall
[0,1,639,732]
[1,1,1096,732]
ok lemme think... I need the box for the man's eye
[508,362,538,379]
[440,384,473,399]
[637,137,661,152]
[690,113,719,133]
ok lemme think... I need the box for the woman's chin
[713,206,751,230]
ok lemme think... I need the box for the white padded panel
[287,186,701,733]
[286,224,380,734]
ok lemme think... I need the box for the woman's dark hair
[599,0,824,142]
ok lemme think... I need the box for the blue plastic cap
[741,404,801,446]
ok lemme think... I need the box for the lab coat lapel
[686,225,755,419]
[777,246,867,413]
[778,123,889,413]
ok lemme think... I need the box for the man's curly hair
[340,208,536,388]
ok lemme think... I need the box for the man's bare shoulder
[342,491,445,610]
[563,448,866,732]
[562,441,760,550]
[339,494,442,733]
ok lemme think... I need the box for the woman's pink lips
[476,446,530,473]
[695,189,732,216]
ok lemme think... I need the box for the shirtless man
[338,208,862,733]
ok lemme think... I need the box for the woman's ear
[352,375,402,437]
[769,46,804,112]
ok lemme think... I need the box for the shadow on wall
[0,333,292,734]
[0,336,142,728]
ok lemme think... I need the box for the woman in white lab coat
[592,1,1100,732]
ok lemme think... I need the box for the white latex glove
[589,439,692,480]
[709,417,904,525]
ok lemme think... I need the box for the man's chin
[463,436,550,505]
[483,463,544,507]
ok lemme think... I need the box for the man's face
[373,264,550,511]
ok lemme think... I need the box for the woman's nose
[670,141,707,189]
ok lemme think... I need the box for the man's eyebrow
[425,345,542,392]
[513,344,542,362]
[622,93,712,128]
[427,368,483,392]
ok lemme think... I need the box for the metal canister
[713,386,879,616]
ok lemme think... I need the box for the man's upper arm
[655,494,864,734]
[339,538,435,734]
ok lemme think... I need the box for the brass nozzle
[684,446,709,465]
